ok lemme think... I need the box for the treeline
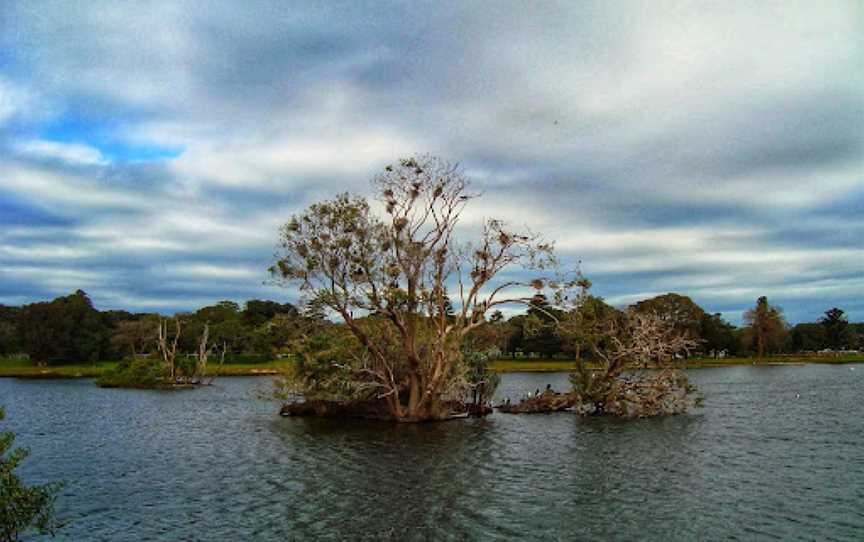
[485,293,861,358]
[0,290,309,364]
[0,290,860,365]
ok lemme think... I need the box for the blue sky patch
[37,114,184,163]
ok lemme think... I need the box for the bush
[96,357,167,389]
[1,407,63,540]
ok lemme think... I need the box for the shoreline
[1,355,861,379]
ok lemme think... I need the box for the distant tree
[521,294,565,357]
[559,291,621,361]
[242,300,298,327]
[742,296,787,358]
[183,301,246,354]
[850,323,864,350]
[789,323,826,352]
[632,293,706,341]
[17,291,109,364]
[112,318,157,359]
[699,313,738,356]
[1,407,63,541]
[0,306,21,355]
[819,308,852,350]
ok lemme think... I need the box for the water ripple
[1,364,863,540]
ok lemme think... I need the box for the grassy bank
[0,358,293,379]
[3,355,862,379]
[489,354,864,372]
[683,354,864,368]
[488,359,580,372]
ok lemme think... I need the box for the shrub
[96,357,167,389]
[1,407,63,541]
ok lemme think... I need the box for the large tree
[17,290,109,364]
[631,293,706,340]
[819,307,852,350]
[789,323,826,352]
[700,312,738,357]
[742,296,787,358]
[270,156,554,421]
[0,306,20,356]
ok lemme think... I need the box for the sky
[0,1,861,324]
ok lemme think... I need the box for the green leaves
[1,407,64,541]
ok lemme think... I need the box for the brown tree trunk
[757,331,765,359]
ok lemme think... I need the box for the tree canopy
[271,155,555,421]
[743,296,787,357]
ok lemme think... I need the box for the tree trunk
[407,373,422,419]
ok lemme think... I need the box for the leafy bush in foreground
[1,407,63,541]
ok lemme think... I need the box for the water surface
[2,365,863,540]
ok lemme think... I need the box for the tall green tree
[631,293,706,340]
[0,306,21,356]
[17,291,109,364]
[789,323,826,352]
[242,300,298,328]
[521,294,565,357]
[742,296,787,358]
[1,407,63,541]
[700,313,738,356]
[819,307,852,350]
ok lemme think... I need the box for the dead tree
[203,341,228,386]
[570,311,701,417]
[157,318,181,383]
[193,323,209,383]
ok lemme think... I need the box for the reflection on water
[2,365,863,540]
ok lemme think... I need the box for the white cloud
[14,139,106,165]
[0,1,861,321]
[0,162,151,210]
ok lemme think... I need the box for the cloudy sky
[1,1,861,324]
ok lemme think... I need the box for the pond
[2,365,863,540]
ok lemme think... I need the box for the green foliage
[0,407,63,541]
[0,307,21,356]
[742,296,787,357]
[463,348,501,406]
[820,307,853,349]
[632,293,706,339]
[96,356,167,389]
[243,300,298,328]
[559,293,622,361]
[789,323,827,352]
[273,324,376,403]
[632,293,741,356]
[700,312,739,356]
[17,290,110,364]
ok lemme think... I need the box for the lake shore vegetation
[0,407,63,541]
